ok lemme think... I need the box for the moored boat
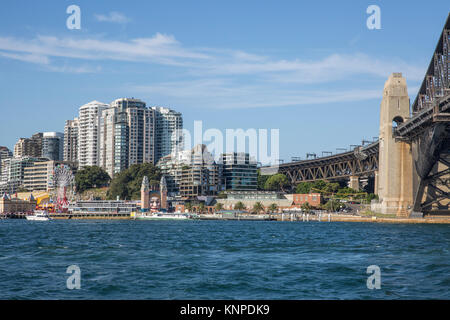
[26,211,51,221]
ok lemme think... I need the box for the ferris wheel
[52,164,75,212]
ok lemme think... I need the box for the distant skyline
[0,1,449,161]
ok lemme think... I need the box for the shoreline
[2,213,450,224]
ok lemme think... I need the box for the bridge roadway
[262,141,379,185]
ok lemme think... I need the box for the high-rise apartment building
[0,146,12,177]
[152,107,183,163]
[64,118,79,163]
[77,101,109,168]
[13,133,43,158]
[42,132,64,161]
[99,98,155,177]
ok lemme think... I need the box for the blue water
[0,219,449,299]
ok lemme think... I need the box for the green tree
[257,169,271,190]
[75,166,110,193]
[185,202,193,212]
[107,163,161,200]
[198,202,205,214]
[215,202,224,212]
[268,203,278,213]
[311,180,327,193]
[301,202,312,212]
[234,201,245,211]
[264,173,289,192]
[253,202,265,214]
[324,182,340,193]
[296,182,312,194]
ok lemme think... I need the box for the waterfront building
[23,160,77,191]
[13,133,43,158]
[77,100,109,168]
[156,153,185,196]
[151,106,183,163]
[63,118,79,163]
[157,144,223,198]
[216,191,292,211]
[67,200,138,215]
[0,194,36,214]
[219,152,257,191]
[292,193,323,207]
[179,144,222,198]
[42,132,64,161]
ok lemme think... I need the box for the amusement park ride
[35,164,75,213]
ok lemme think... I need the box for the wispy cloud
[94,12,130,24]
[0,32,425,106]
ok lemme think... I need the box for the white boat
[134,211,192,220]
[26,211,51,221]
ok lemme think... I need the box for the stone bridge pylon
[372,73,413,217]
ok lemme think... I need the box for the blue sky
[0,0,448,162]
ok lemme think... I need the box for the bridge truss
[264,142,379,185]
[395,14,450,215]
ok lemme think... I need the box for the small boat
[26,211,51,221]
[134,211,193,220]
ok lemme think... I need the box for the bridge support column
[372,73,413,217]
[374,171,379,195]
[349,176,359,191]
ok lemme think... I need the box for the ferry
[26,211,51,221]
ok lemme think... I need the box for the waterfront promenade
[3,211,450,224]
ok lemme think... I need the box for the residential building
[0,146,12,176]
[42,132,64,161]
[99,98,155,177]
[220,152,257,191]
[23,160,76,191]
[13,133,43,158]
[77,101,109,168]
[157,144,223,198]
[152,106,183,163]
[111,98,155,175]
[64,118,79,163]
[0,157,47,193]
[179,144,222,198]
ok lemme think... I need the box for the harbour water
[0,219,449,299]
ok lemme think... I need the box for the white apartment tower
[99,98,155,177]
[63,118,79,163]
[77,101,109,168]
[152,106,183,163]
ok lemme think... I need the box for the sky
[0,0,448,163]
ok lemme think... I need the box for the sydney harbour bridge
[263,13,450,217]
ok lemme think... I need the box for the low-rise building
[217,191,292,211]
[292,193,323,207]
[0,195,36,213]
